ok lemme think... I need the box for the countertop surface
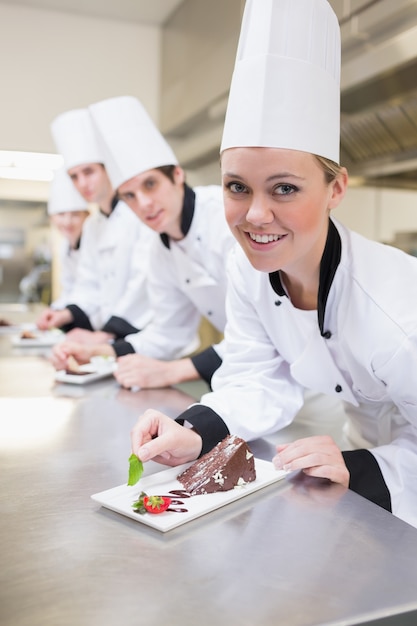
[1,305,417,626]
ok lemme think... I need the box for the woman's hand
[273,435,350,487]
[131,409,202,467]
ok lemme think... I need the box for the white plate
[11,329,63,347]
[91,459,287,532]
[0,325,20,335]
[55,362,116,385]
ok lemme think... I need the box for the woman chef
[37,107,153,343]
[130,0,417,528]
[51,95,235,389]
[42,166,89,311]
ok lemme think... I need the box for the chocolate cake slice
[177,434,256,495]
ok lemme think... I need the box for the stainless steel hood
[166,0,417,190]
[337,0,417,189]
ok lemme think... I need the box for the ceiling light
[0,151,64,182]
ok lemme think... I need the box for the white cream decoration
[213,471,225,486]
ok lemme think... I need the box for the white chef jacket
[63,200,153,334]
[51,239,80,311]
[122,185,235,360]
[182,218,417,527]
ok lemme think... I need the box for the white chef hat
[221,0,341,163]
[89,95,178,190]
[51,108,104,171]
[47,166,89,215]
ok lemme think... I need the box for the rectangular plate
[91,459,287,532]
[11,329,63,347]
[55,362,116,385]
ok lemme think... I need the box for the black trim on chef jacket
[160,184,195,249]
[176,405,230,457]
[342,450,392,512]
[61,197,140,338]
[112,186,222,375]
[191,347,223,386]
[112,339,136,357]
[70,236,82,252]
[175,219,394,510]
[101,316,139,339]
[269,217,341,337]
[112,185,197,354]
[61,304,94,333]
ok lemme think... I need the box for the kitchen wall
[0,1,161,300]
[0,2,160,155]
[1,0,417,304]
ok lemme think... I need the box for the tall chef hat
[220,0,341,163]
[89,95,178,190]
[51,108,104,170]
[47,166,89,215]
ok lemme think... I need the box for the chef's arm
[101,315,140,340]
[342,449,392,512]
[61,304,93,332]
[190,346,222,386]
[176,404,229,457]
[111,342,223,384]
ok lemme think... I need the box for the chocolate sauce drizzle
[165,489,191,513]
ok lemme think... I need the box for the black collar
[99,194,118,218]
[269,218,341,335]
[72,236,81,251]
[160,184,195,249]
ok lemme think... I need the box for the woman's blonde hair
[314,155,344,184]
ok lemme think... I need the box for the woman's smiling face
[221,147,347,279]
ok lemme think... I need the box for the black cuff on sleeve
[342,449,392,513]
[191,346,222,386]
[62,304,93,332]
[175,404,229,457]
[112,339,135,357]
[101,316,139,340]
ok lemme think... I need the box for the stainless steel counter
[1,315,417,626]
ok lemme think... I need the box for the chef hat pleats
[47,166,89,215]
[89,96,178,190]
[220,0,341,164]
[51,108,104,171]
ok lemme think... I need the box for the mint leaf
[128,453,143,486]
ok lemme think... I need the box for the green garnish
[132,491,147,514]
[127,453,144,486]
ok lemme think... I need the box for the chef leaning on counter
[131,0,417,528]
[51,95,235,390]
[37,108,153,343]
[44,166,90,311]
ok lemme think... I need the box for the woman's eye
[145,179,156,189]
[227,182,247,194]
[275,184,297,196]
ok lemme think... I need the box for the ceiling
[0,0,185,25]
[334,0,417,189]
[4,0,417,189]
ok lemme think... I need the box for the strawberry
[143,495,172,514]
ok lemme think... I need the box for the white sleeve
[367,334,417,525]
[199,247,305,441]
[108,225,154,330]
[124,240,201,359]
[62,215,101,319]
[51,241,77,310]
